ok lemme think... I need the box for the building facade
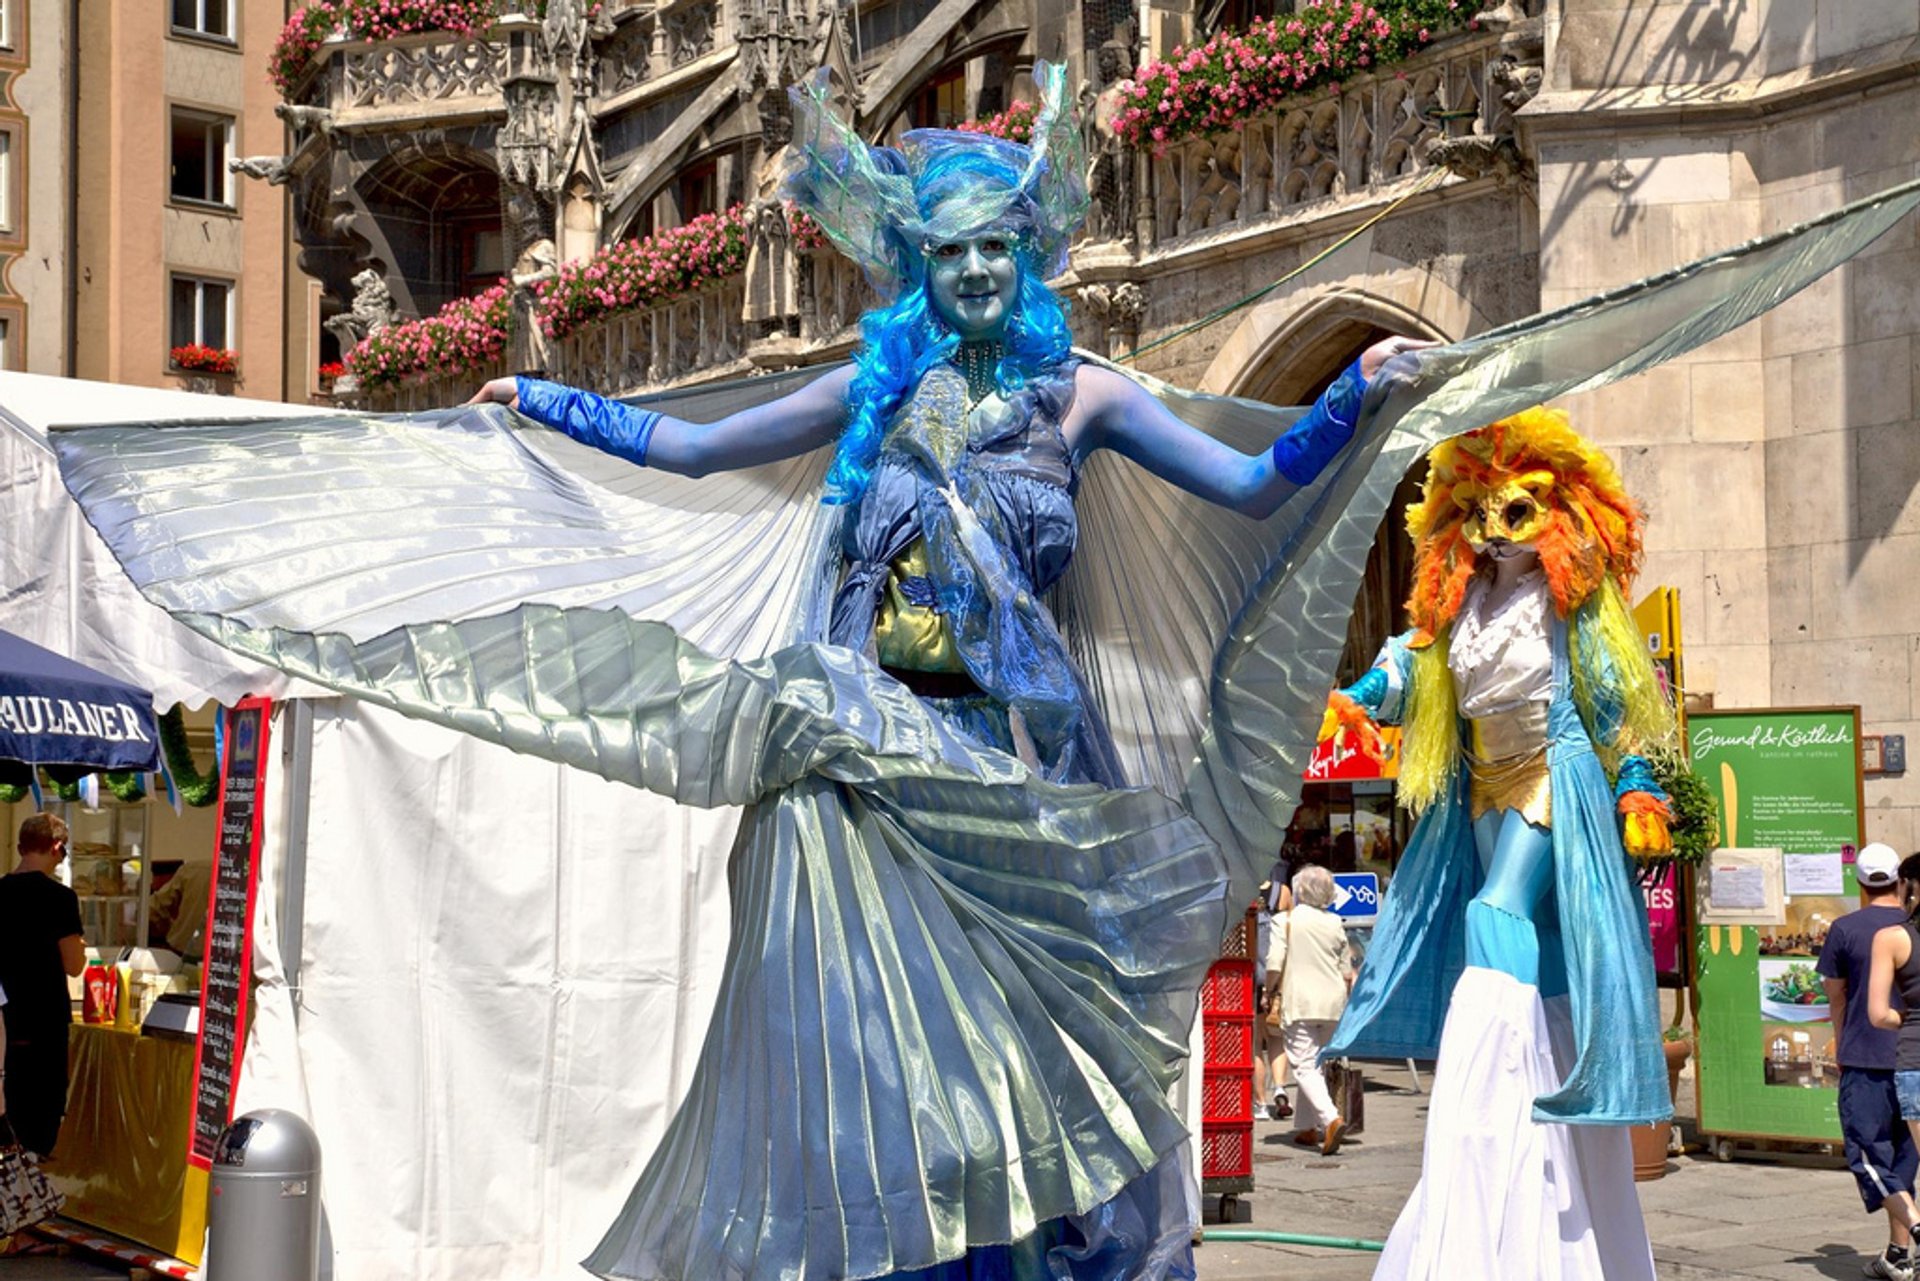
[0,1,315,400]
[277,0,1920,845]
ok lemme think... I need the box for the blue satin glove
[1341,665,1391,717]
[1612,754,1670,804]
[515,377,662,467]
[1270,358,1368,485]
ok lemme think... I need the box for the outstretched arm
[1870,925,1910,1031]
[1065,336,1426,519]
[469,366,855,478]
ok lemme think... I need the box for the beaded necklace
[955,341,1003,405]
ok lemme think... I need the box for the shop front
[3,701,246,1266]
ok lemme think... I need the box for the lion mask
[1404,407,1644,636]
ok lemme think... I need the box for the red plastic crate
[1200,1067,1253,1125]
[1200,1121,1253,1180]
[1202,1015,1253,1068]
[1200,959,1254,1017]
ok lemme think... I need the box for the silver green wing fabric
[53,365,841,658]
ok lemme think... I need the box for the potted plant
[1663,1022,1693,1101]
[170,343,239,394]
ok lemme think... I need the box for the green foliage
[160,706,223,809]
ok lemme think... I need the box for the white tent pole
[277,698,315,1018]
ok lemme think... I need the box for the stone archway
[1202,282,1466,403]
[1199,276,1483,680]
[354,142,505,320]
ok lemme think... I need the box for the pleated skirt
[584,722,1228,1279]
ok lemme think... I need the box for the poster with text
[1692,707,1861,1142]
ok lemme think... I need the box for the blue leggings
[1467,808,1558,988]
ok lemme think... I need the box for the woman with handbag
[1253,855,1295,1121]
[1266,864,1355,1155]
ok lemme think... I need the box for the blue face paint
[925,233,1020,342]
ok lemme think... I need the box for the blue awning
[0,629,160,772]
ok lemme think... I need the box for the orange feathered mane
[1404,407,1644,635]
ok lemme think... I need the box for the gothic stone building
[272,1,1920,849]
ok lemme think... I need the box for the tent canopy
[0,627,159,771]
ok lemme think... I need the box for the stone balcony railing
[285,29,512,119]
[1135,26,1520,252]
[598,0,731,101]
[349,276,750,412]
[548,276,751,392]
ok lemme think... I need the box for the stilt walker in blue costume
[47,61,1920,1281]
[482,67,1418,1280]
[1324,408,1677,1280]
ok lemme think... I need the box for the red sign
[1304,726,1401,782]
[188,696,271,1168]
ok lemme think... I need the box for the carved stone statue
[229,155,293,186]
[744,193,797,330]
[274,102,336,138]
[508,238,559,374]
[1083,45,1137,245]
[1075,280,1147,358]
[324,268,397,355]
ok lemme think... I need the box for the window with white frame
[0,0,13,52]
[169,109,233,207]
[0,132,11,234]
[171,0,232,40]
[170,275,232,352]
[0,317,11,371]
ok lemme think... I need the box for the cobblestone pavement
[1196,1062,1883,1280]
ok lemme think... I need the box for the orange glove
[1323,690,1385,764]
[1618,790,1673,860]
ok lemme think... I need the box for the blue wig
[826,143,1075,504]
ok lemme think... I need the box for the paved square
[1197,1063,1882,1280]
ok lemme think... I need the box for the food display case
[55,800,152,952]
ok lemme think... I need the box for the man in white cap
[1820,842,1918,1278]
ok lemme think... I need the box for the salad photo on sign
[1757,958,1838,1091]
[1758,959,1829,1022]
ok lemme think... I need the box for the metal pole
[277,699,314,1016]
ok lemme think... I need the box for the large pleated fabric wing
[51,175,1920,891]
[43,174,1920,1278]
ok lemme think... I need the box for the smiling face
[925,232,1020,341]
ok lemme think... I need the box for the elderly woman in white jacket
[1266,864,1355,1154]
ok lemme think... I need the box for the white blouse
[1448,566,1554,720]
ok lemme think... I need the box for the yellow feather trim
[1398,632,1460,816]
[1570,575,1678,769]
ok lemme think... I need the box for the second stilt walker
[1325,408,1676,1280]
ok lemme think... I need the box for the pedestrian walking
[1267,864,1354,1155]
[1253,851,1295,1122]
[0,814,86,1161]
[1821,843,1919,1278]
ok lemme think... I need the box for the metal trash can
[206,1109,322,1281]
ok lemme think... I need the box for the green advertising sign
[1691,707,1863,1145]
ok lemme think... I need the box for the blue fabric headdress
[783,61,1089,297]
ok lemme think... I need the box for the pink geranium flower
[1114,0,1465,148]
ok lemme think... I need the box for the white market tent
[0,372,741,1280]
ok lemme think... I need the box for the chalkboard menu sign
[188,696,272,1168]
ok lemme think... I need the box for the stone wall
[1533,2,1920,846]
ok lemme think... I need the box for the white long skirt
[1375,967,1656,1281]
